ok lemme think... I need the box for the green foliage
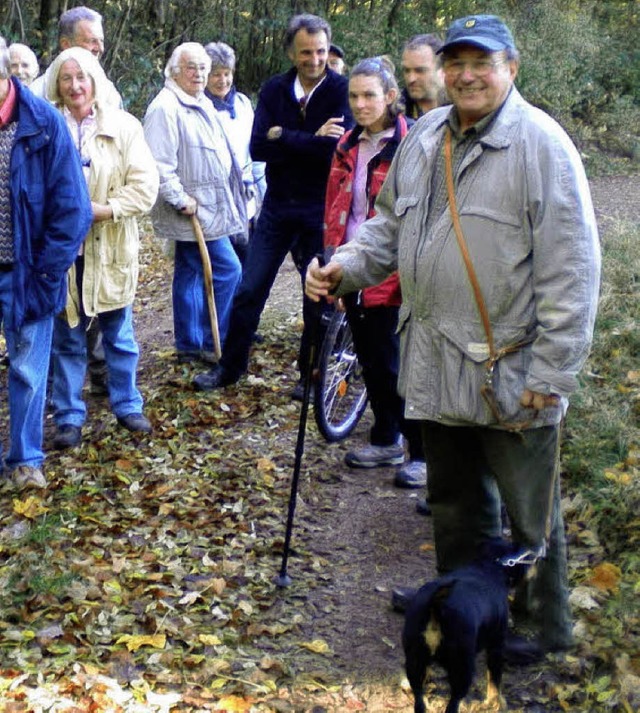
[563,217,640,560]
[2,0,638,162]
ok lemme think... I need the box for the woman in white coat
[47,47,159,449]
[144,42,247,365]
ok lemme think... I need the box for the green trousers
[421,422,573,650]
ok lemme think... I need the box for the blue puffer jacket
[9,77,92,330]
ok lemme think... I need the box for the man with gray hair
[193,13,353,396]
[401,33,444,118]
[31,6,121,107]
[0,36,92,489]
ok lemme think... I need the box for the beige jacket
[64,108,159,325]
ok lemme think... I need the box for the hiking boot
[416,497,432,516]
[13,465,47,490]
[344,442,405,468]
[503,632,545,665]
[53,424,82,450]
[117,413,152,433]
[394,460,428,489]
[90,372,109,396]
[193,365,239,391]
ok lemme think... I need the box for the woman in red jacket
[324,57,426,489]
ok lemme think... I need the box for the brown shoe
[13,465,47,490]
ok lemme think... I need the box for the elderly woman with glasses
[144,42,247,365]
[323,56,427,487]
[46,47,159,449]
[204,42,266,263]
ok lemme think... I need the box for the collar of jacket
[164,78,211,110]
[426,86,521,153]
[279,66,343,104]
[337,113,411,162]
[12,77,50,143]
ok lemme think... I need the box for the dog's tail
[424,584,453,652]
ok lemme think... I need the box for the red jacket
[323,114,411,307]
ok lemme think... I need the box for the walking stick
[274,255,325,588]
[190,214,222,361]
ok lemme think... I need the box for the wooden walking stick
[190,214,222,360]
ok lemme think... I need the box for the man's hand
[315,116,345,138]
[179,196,197,216]
[520,389,560,410]
[305,258,344,302]
[267,126,283,140]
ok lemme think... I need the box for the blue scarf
[205,85,237,119]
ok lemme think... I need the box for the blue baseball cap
[437,15,516,54]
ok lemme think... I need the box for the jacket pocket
[23,268,65,323]
[436,319,533,425]
[394,195,421,263]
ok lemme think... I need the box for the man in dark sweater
[193,13,353,395]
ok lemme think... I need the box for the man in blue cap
[305,15,600,660]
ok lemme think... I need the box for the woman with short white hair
[9,43,39,85]
[46,47,159,449]
[144,42,247,365]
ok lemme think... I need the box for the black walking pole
[274,255,325,588]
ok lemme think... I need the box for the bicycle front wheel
[314,311,368,442]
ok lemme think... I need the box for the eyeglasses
[443,58,506,78]
[182,63,208,75]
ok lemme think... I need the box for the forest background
[1,0,639,173]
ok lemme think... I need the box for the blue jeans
[0,270,53,470]
[421,422,573,649]
[173,238,241,353]
[219,196,324,378]
[51,305,143,426]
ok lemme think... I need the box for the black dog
[402,539,537,713]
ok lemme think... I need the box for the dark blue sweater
[250,67,353,203]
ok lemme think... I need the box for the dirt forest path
[124,174,640,711]
[1,176,635,712]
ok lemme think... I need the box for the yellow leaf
[587,562,622,593]
[116,634,167,651]
[115,459,134,470]
[214,695,255,711]
[209,678,228,690]
[199,634,222,646]
[419,542,435,552]
[12,497,49,519]
[299,639,331,654]
[604,469,632,485]
[256,457,275,472]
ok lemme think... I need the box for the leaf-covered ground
[0,176,639,712]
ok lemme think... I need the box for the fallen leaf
[12,497,49,519]
[116,634,167,651]
[299,639,331,654]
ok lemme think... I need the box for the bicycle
[314,308,368,442]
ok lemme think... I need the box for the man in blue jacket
[0,37,92,489]
[193,13,353,396]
